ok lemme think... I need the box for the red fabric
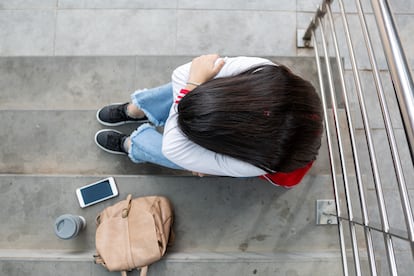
[175,89,190,104]
[259,161,314,188]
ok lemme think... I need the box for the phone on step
[76,177,119,208]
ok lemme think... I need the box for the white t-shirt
[162,56,275,177]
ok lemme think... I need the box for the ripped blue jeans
[128,83,183,170]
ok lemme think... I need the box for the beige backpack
[94,195,174,276]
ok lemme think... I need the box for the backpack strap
[118,267,148,276]
[168,228,175,247]
[139,266,148,276]
[122,194,133,218]
[93,254,105,266]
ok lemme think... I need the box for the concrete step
[0,108,333,175]
[0,56,320,110]
[0,174,337,252]
[0,174,341,275]
[0,250,343,276]
[0,109,183,175]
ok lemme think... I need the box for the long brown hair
[177,64,323,173]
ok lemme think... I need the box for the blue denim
[128,83,183,170]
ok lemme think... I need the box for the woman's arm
[171,56,274,98]
[163,114,267,176]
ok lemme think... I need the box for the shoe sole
[94,129,127,155]
[96,103,149,126]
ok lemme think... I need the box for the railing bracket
[297,29,313,48]
[316,199,338,225]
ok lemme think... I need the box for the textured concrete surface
[0,175,338,252]
[0,110,182,175]
[0,56,321,110]
[0,174,341,275]
[0,252,343,276]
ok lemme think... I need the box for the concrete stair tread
[0,109,186,175]
[0,56,319,110]
[0,174,338,253]
[0,108,331,175]
[0,249,342,261]
[0,250,343,276]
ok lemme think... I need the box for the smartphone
[76,177,119,208]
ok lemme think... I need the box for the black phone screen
[80,180,113,204]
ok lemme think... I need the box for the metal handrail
[370,0,414,162]
[358,0,414,248]
[302,0,414,275]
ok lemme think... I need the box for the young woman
[95,55,323,187]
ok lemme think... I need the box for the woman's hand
[186,54,225,90]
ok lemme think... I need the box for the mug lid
[54,215,78,239]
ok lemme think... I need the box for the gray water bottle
[54,214,86,240]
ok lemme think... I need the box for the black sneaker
[95,129,128,155]
[96,103,148,126]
